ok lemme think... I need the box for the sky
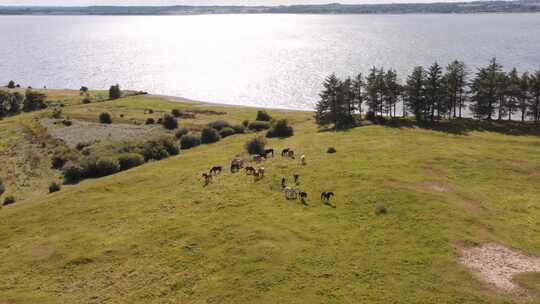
[0,0,465,6]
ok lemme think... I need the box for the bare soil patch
[459,243,540,297]
[41,118,161,148]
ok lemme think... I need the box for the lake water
[1,14,539,109]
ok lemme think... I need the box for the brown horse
[321,191,334,201]
[202,173,212,186]
[245,166,256,175]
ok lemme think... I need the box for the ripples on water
[0,14,539,109]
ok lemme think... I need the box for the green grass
[1,90,540,303]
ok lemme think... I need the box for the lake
[1,14,539,109]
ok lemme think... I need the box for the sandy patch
[41,118,161,148]
[459,243,540,296]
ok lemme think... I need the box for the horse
[299,191,308,204]
[300,155,306,166]
[245,166,256,175]
[258,167,265,178]
[288,150,295,159]
[254,168,264,181]
[230,157,244,173]
[230,163,241,173]
[281,148,290,157]
[264,149,274,158]
[210,166,222,175]
[202,172,212,185]
[293,174,300,185]
[284,187,298,200]
[321,191,334,201]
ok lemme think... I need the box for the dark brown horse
[264,149,274,158]
[210,166,222,175]
[245,166,256,175]
[321,191,334,201]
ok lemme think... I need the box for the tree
[99,112,113,124]
[80,86,89,94]
[351,73,365,116]
[404,66,426,121]
[444,60,468,119]
[315,74,353,129]
[365,67,385,116]
[470,58,503,120]
[383,69,402,118]
[23,89,47,112]
[529,70,540,122]
[109,84,121,100]
[518,72,530,122]
[425,62,445,121]
[505,68,521,121]
[161,114,178,130]
[7,80,15,89]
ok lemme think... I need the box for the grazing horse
[230,158,243,173]
[284,187,298,200]
[245,166,256,175]
[293,174,300,185]
[300,155,306,166]
[230,163,241,173]
[281,177,286,189]
[281,148,290,157]
[202,173,212,185]
[210,166,222,175]
[299,191,308,204]
[258,167,265,178]
[264,149,274,158]
[321,191,334,201]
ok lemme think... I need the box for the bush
[49,182,61,193]
[118,153,145,171]
[161,114,178,130]
[245,137,266,155]
[63,162,84,184]
[62,119,72,127]
[99,112,112,124]
[80,86,89,93]
[109,84,121,100]
[248,121,271,132]
[7,80,15,89]
[231,124,246,134]
[171,109,182,118]
[375,203,387,215]
[81,157,120,178]
[51,149,77,169]
[219,127,235,138]
[180,134,202,149]
[208,120,230,131]
[3,196,15,206]
[242,120,249,127]
[256,110,272,122]
[327,147,337,154]
[75,141,93,151]
[142,137,180,161]
[82,96,92,104]
[266,119,294,138]
[174,127,189,139]
[145,118,155,125]
[201,127,220,144]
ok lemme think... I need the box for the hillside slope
[1,97,540,303]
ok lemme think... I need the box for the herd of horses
[201,147,334,205]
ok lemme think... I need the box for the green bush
[256,110,272,122]
[118,153,145,171]
[245,137,266,155]
[51,149,78,170]
[174,127,189,139]
[99,112,112,124]
[327,147,337,154]
[231,124,246,134]
[109,84,121,100]
[161,114,178,130]
[142,137,180,161]
[81,157,120,178]
[219,127,235,138]
[201,127,220,144]
[248,121,271,132]
[171,108,182,118]
[208,120,230,131]
[145,118,155,125]
[180,134,202,150]
[49,182,61,193]
[3,196,15,206]
[7,80,15,89]
[266,119,294,138]
[63,162,84,184]
[242,120,249,127]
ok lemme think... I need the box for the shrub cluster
[145,118,155,125]
[3,196,15,206]
[208,120,230,131]
[174,127,189,139]
[245,137,266,155]
[231,124,246,134]
[248,121,271,132]
[266,119,294,138]
[256,110,272,122]
[201,127,220,144]
[141,137,180,161]
[219,127,235,138]
[49,182,61,193]
[109,84,121,100]
[99,112,112,124]
[81,157,120,178]
[161,114,178,130]
[180,134,202,149]
[118,153,145,171]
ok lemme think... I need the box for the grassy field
[1,89,540,303]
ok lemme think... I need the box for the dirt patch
[41,118,161,148]
[459,243,540,296]
[386,180,452,194]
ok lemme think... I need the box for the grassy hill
[1,90,540,303]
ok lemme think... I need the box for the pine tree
[366,67,384,117]
[425,62,445,121]
[383,69,401,118]
[505,68,520,121]
[518,72,530,122]
[470,58,503,120]
[351,73,365,116]
[529,70,540,122]
[404,66,427,121]
[444,60,468,119]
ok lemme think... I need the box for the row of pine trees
[315,58,540,129]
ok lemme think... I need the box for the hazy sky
[0,0,465,6]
